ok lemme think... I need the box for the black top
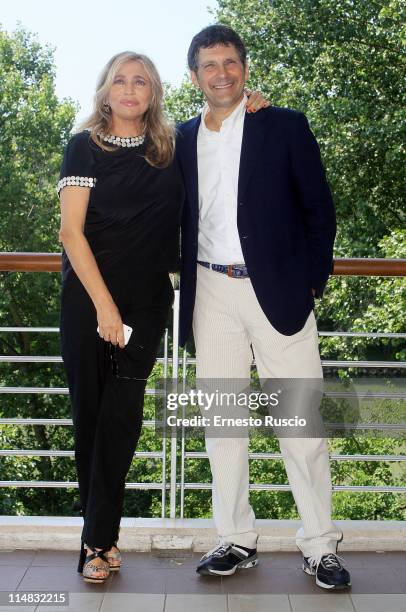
[58,130,184,284]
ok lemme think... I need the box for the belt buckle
[227,264,233,278]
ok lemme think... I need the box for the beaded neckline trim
[98,133,145,147]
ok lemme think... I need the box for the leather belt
[197,260,249,278]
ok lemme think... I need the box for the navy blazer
[176,105,336,347]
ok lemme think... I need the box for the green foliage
[318,229,406,363]
[211,0,405,254]
[329,437,405,520]
[163,0,405,521]
[164,82,204,124]
[0,26,78,516]
[0,28,77,253]
[0,12,404,522]
[166,0,405,255]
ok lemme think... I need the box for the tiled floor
[0,550,405,611]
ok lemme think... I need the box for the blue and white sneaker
[303,553,351,589]
[196,542,258,576]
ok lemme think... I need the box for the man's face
[191,43,249,110]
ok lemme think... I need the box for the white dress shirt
[197,94,247,264]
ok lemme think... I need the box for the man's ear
[190,70,199,88]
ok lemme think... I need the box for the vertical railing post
[180,348,188,519]
[161,329,168,518]
[169,288,180,518]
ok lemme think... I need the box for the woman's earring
[103,102,110,112]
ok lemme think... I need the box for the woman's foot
[106,544,121,571]
[82,545,110,584]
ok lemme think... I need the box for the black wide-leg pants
[60,270,173,549]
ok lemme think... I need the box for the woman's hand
[97,301,125,348]
[245,88,271,113]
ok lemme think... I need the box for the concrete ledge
[0,517,405,552]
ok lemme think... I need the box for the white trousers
[192,264,343,557]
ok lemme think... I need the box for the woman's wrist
[94,293,115,312]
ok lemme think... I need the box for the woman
[58,51,266,584]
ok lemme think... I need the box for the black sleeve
[57,132,97,196]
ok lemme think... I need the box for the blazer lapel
[238,111,267,201]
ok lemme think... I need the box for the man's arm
[289,112,336,298]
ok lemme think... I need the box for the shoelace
[307,553,346,570]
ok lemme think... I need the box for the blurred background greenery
[0,0,405,520]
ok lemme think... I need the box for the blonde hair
[79,51,175,168]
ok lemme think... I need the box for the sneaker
[303,553,351,589]
[196,542,258,576]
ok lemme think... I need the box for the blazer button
[239,202,244,206]
[242,235,248,239]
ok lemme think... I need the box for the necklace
[98,133,145,147]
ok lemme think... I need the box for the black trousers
[60,269,173,549]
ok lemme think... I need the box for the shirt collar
[200,93,247,136]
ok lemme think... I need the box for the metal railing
[0,254,405,519]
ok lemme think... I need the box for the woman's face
[107,60,153,126]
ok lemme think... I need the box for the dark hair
[187,25,247,72]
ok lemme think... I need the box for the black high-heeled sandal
[80,544,110,584]
[106,541,121,571]
[105,527,121,571]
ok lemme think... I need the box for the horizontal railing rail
[0,481,403,493]
[186,451,406,462]
[1,357,405,368]
[182,483,405,493]
[0,418,157,426]
[176,357,406,368]
[1,327,404,338]
[0,254,405,517]
[1,390,404,400]
[1,450,404,463]
[0,481,166,489]
[1,253,406,276]
[0,387,166,395]
[0,450,163,457]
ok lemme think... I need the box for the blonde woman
[58,50,267,584]
[58,51,184,584]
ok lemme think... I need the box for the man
[176,24,351,590]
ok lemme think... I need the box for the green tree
[212,0,405,254]
[164,82,203,124]
[319,229,406,364]
[0,26,78,515]
[0,29,174,517]
[0,28,180,519]
[165,0,405,356]
[1,9,404,522]
[209,1,406,361]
